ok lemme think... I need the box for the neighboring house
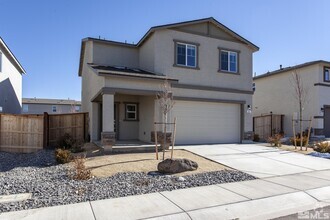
[78,17,259,146]
[22,98,81,114]
[0,37,26,114]
[253,60,330,138]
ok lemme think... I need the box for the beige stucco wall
[139,34,155,73]
[81,24,256,141]
[253,64,321,136]
[153,29,253,91]
[93,42,139,68]
[21,103,80,114]
[138,96,155,142]
[0,49,22,114]
[81,41,105,140]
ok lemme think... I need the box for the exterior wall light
[247,105,252,114]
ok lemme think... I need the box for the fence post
[43,112,49,148]
[0,114,1,147]
[270,113,273,137]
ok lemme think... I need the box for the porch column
[101,94,115,150]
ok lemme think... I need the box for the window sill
[173,64,200,70]
[218,70,240,75]
[123,119,139,122]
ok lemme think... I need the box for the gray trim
[240,104,244,143]
[91,87,158,102]
[218,70,241,75]
[173,40,200,69]
[172,83,254,94]
[254,60,330,80]
[137,17,259,51]
[98,72,178,82]
[314,83,330,87]
[174,29,242,45]
[173,96,246,104]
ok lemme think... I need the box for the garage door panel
[172,101,240,144]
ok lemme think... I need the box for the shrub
[290,136,308,146]
[58,133,75,149]
[71,141,84,153]
[268,133,283,147]
[55,148,72,164]
[314,141,330,153]
[253,134,260,142]
[70,156,91,180]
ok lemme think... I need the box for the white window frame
[324,67,330,82]
[52,105,57,113]
[176,42,197,68]
[220,50,238,73]
[22,104,29,113]
[75,106,80,112]
[125,103,138,120]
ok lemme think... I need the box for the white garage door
[172,101,241,145]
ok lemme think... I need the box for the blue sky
[1,0,329,101]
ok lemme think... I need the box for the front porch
[91,91,159,150]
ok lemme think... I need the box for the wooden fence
[0,112,88,153]
[253,114,284,141]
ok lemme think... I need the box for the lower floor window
[125,103,138,120]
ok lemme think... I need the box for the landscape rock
[0,150,256,213]
[158,158,198,174]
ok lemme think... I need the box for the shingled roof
[254,60,330,80]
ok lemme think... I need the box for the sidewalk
[2,144,330,220]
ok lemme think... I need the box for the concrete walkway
[2,144,330,220]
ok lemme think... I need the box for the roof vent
[280,65,283,70]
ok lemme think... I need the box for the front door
[114,103,119,140]
[325,106,330,138]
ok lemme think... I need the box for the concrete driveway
[180,144,330,178]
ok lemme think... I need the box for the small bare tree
[157,79,175,160]
[290,70,310,150]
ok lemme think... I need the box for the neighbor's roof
[22,98,81,105]
[0,37,26,74]
[78,17,259,76]
[89,64,178,81]
[253,60,330,80]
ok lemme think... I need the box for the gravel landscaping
[0,150,256,213]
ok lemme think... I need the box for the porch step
[112,145,162,153]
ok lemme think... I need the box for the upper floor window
[324,67,330,82]
[174,41,199,68]
[220,50,238,73]
[22,104,29,113]
[52,105,57,113]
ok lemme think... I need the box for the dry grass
[264,143,314,155]
[84,149,229,177]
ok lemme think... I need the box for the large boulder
[158,158,198,174]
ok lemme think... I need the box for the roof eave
[0,37,26,74]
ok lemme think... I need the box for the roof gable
[253,60,330,80]
[0,37,26,74]
[137,17,259,51]
[171,21,240,43]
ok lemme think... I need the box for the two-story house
[0,37,26,114]
[22,98,81,114]
[78,17,259,147]
[253,60,330,138]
